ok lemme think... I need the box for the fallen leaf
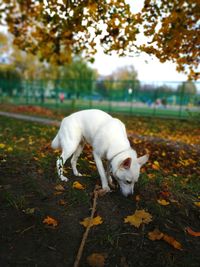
[43,216,58,227]
[157,199,170,206]
[73,181,86,190]
[58,199,67,206]
[147,173,156,179]
[163,234,182,250]
[194,202,200,207]
[124,209,152,228]
[54,191,63,195]
[152,161,160,170]
[80,215,103,228]
[0,143,6,149]
[148,229,164,240]
[186,227,200,237]
[54,184,65,191]
[87,253,106,267]
[148,229,182,250]
[135,195,141,201]
[23,208,35,215]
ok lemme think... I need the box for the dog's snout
[126,180,132,184]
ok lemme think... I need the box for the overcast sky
[91,0,190,82]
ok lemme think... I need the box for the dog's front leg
[93,152,110,192]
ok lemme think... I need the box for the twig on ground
[73,185,102,267]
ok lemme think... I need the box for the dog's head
[113,154,149,197]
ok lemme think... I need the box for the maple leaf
[87,253,107,267]
[124,209,152,228]
[43,216,58,227]
[73,181,86,190]
[185,227,200,237]
[80,215,103,228]
[157,199,170,206]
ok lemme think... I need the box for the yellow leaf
[157,199,170,206]
[73,181,86,190]
[148,229,164,240]
[124,209,152,228]
[152,161,160,170]
[87,253,106,267]
[7,146,13,152]
[0,143,6,149]
[194,202,200,207]
[80,215,103,228]
[43,216,58,227]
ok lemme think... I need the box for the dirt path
[0,111,60,126]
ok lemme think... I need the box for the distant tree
[156,85,174,93]
[103,65,139,91]
[0,65,22,95]
[177,81,197,95]
[0,0,199,79]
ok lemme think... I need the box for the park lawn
[0,115,200,267]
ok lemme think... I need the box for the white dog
[51,109,148,197]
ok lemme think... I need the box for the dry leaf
[0,143,6,149]
[124,209,152,228]
[186,227,200,237]
[80,215,103,228]
[157,199,170,206]
[148,229,182,250]
[163,234,182,250]
[194,202,200,207]
[73,181,86,190]
[152,161,160,170]
[148,229,164,240]
[135,194,141,201]
[87,253,106,267]
[43,216,58,227]
[54,184,65,191]
[58,199,67,206]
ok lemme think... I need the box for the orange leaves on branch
[124,209,152,228]
[43,216,58,227]
[148,229,182,250]
[80,216,103,228]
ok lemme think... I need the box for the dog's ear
[137,154,149,166]
[120,157,132,169]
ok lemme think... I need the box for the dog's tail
[51,133,60,149]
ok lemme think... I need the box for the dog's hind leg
[57,144,78,182]
[71,141,85,176]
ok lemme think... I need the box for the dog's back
[51,109,112,149]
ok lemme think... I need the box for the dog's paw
[74,172,83,177]
[102,186,111,193]
[60,175,69,182]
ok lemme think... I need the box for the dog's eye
[126,180,132,184]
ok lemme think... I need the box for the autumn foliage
[0,0,199,79]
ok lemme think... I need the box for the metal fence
[0,79,200,119]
